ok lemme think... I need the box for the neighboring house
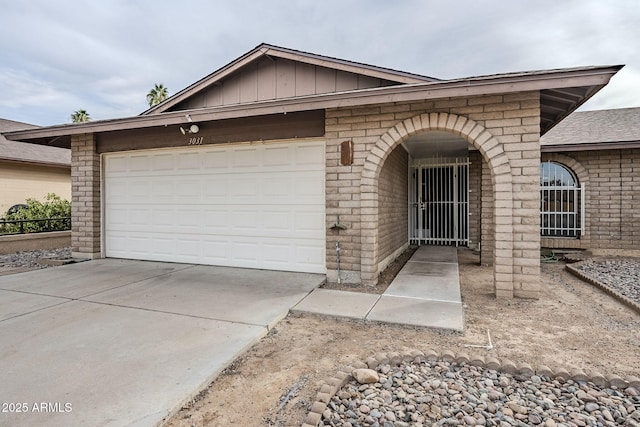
[3,43,624,299]
[539,107,640,256]
[0,119,71,215]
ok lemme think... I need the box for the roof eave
[0,157,71,168]
[542,140,640,152]
[5,64,622,148]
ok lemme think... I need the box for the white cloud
[0,0,638,125]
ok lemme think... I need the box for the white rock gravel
[323,360,640,427]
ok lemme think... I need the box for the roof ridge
[254,42,439,82]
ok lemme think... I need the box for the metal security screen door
[409,157,469,246]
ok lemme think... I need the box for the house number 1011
[188,137,204,145]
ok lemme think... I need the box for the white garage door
[103,140,326,273]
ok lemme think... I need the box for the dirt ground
[164,249,640,427]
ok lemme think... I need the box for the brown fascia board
[4,64,623,147]
[0,157,71,169]
[542,140,640,152]
[142,43,438,115]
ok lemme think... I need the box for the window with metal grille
[540,161,584,238]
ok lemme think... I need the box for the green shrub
[0,193,71,234]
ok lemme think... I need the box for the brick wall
[378,144,409,265]
[480,156,495,266]
[468,151,482,251]
[326,92,541,298]
[70,133,101,259]
[542,148,640,254]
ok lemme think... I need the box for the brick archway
[541,153,589,189]
[360,112,515,297]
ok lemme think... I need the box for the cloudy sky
[1,0,638,126]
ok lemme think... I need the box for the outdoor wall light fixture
[180,124,200,135]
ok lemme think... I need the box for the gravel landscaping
[575,259,640,306]
[306,255,640,427]
[317,358,640,427]
[0,247,71,271]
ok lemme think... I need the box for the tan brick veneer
[541,149,640,255]
[326,94,541,298]
[71,133,101,259]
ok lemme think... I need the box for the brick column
[480,157,494,265]
[71,133,101,259]
[510,140,541,298]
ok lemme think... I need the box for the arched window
[540,161,582,238]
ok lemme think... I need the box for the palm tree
[70,109,91,123]
[146,83,168,107]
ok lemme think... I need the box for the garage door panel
[105,140,325,273]
[177,210,202,231]
[295,243,326,270]
[105,155,128,173]
[264,145,291,167]
[129,154,152,172]
[296,144,325,166]
[262,242,293,269]
[295,212,325,234]
[263,210,292,233]
[202,209,228,231]
[176,152,201,170]
[130,208,151,226]
[230,177,260,199]
[263,176,292,200]
[231,241,261,264]
[176,239,202,259]
[151,209,175,227]
[202,150,229,169]
[153,237,175,257]
[230,209,259,232]
[202,239,230,263]
[150,179,176,202]
[128,181,151,201]
[108,233,153,257]
[152,153,175,171]
[232,147,261,168]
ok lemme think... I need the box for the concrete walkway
[0,259,323,427]
[293,246,464,331]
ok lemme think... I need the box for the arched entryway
[360,112,515,298]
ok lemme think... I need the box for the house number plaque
[187,137,204,145]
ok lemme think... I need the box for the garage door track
[0,259,323,427]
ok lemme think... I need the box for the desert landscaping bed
[165,250,640,427]
[305,351,639,426]
[0,246,72,274]
[566,258,640,314]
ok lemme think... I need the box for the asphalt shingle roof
[541,107,640,146]
[0,119,70,166]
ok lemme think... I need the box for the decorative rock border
[302,349,640,427]
[566,261,640,315]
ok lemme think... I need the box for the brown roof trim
[143,43,438,115]
[0,158,71,169]
[4,64,623,148]
[542,140,640,152]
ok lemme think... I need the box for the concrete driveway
[0,259,323,427]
